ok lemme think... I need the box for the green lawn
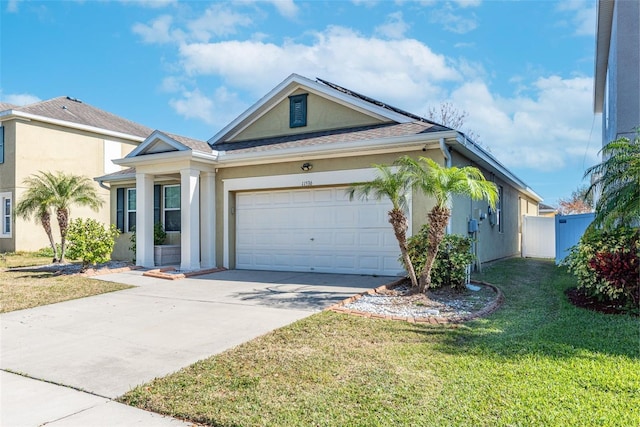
[120,258,639,427]
[0,252,132,313]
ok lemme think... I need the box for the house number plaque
[301,180,313,187]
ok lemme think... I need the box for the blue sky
[1,0,601,206]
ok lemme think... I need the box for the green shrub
[66,218,120,271]
[153,222,167,245]
[129,223,167,263]
[36,244,62,258]
[403,225,475,290]
[563,226,639,309]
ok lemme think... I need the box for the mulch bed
[565,287,638,317]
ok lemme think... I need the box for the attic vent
[289,94,308,128]
[66,96,83,103]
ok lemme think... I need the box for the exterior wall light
[301,162,313,171]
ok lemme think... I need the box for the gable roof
[0,96,153,140]
[209,73,450,145]
[126,129,212,158]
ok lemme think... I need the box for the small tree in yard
[347,164,419,289]
[66,218,119,272]
[397,156,498,293]
[15,171,103,263]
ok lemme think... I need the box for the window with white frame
[127,188,136,232]
[1,192,11,237]
[163,185,181,232]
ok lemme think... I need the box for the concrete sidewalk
[1,269,393,426]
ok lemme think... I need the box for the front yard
[0,253,132,313]
[119,258,639,426]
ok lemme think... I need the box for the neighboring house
[538,203,558,217]
[0,96,152,253]
[594,0,640,144]
[98,74,541,276]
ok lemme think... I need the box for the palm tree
[15,172,104,263]
[585,132,640,229]
[347,164,419,289]
[397,156,498,293]
[15,176,58,262]
[45,172,104,262]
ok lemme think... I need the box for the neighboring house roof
[0,102,18,110]
[0,96,153,140]
[539,203,557,213]
[594,0,615,113]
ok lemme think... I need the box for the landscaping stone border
[142,266,227,280]
[326,279,504,324]
[80,265,141,277]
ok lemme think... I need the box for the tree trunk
[56,208,69,263]
[40,211,58,263]
[388,208,418,289]
[418,206,451,293]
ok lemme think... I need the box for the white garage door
[236,187,404,276]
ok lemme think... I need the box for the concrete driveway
[1,269,394,426]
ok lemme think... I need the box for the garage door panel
[236,188,405,275]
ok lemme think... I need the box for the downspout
[439,138,452,235]
[97,180,110,191]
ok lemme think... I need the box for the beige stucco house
[0,97,151,253]
[99,74,541,276]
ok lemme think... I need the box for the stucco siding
[231,89,387,142]
[603,0,640,144]
[448,150,537,264]
[7,120,138,252]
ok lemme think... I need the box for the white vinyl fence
[521,215,555,259]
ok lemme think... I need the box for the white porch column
[135,172,154,268]
[180,168,200,271]
[200,171,216,268]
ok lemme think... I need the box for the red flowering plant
[564,226,640,311]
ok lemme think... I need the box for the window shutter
[116,188,124,232]
[289,94,308,128]
[154,185,161,225]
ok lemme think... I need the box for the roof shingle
[12,96,152,138]
[213,122,447,154]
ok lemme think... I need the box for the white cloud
[132,15,185,44]
[169,86,247,129]
[450,76,600,170]
[375,11,410,39]
[178,26,460,105]
[187,5,253,41]
[119,0,177,9]
[169,89,216,124]
[6,0,20,13]
[452,0,482,8]
[265,0,299,19]
[2,93,41,106]
[430,7,478,34]
[556,0,596,37]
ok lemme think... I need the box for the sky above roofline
[1,0,601,206]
